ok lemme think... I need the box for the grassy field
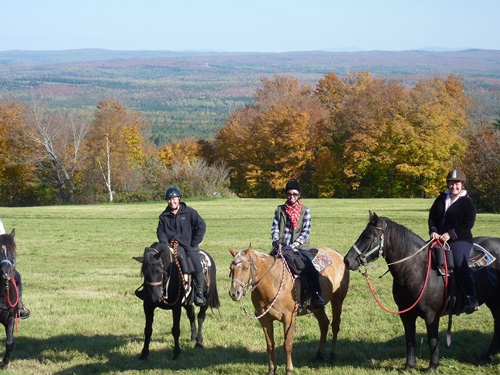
[1,197,499,374]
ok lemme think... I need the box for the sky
[2,0,499,53]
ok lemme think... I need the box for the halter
[351,224,385,269]
[231,248,293,319]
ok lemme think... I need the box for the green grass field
[1,197,499,374]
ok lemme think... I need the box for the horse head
[141,245,169,304]
[0,229,16,283]
[344,211,386,271]
[228,244,257,301]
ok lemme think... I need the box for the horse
[134,242,220,361]
[344,211,500,372]
[229,244,350,375]
[0,228,20,369]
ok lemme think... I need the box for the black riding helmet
[164,186,182,199]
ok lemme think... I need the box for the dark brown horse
[135,242,220,361]
[344,211,500,371]
[0,229,19,368]
[229,244,349,375]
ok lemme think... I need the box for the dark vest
[277,204,310,250]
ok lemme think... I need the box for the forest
[0,49,499,211]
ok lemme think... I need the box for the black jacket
[156,202,206,251]
[428,191,476,244]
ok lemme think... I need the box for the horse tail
[207,282,221,310]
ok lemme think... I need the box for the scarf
[285,200,302,230]
[444,189,468,212]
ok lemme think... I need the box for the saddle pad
[309,248,333,274]
[469,243,496,271]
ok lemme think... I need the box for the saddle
[433,243,497,315]
[173,247,212,305]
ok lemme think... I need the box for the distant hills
[1,49,499,144]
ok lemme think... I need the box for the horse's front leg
[171,305,182,360]
[139,303,155,361]
[282,313,297,375]
[260,318,276,375]
[400,313,417,371]
[1,320,14,368]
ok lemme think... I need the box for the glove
[272,240,279,248]
[282,245,294,252]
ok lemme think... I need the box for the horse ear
[10,228,15,239]
[246,243,253,253]
[228,246,237,257]
[369,211,378,222]
[132,256,144,263]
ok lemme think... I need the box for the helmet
[285,180,301,193]
[164,187,182,199]
[446,169,466,182]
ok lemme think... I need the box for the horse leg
[184,304,197,343]
[139,304,155,361]
[282,314,296,375]
[313,309,329,361]
[195,304,208,348]
[1,321,14,368]
[329,299,343,360]
[400,313,417,371]
[484,302,500,362]
[424,316,440,371]
[260,319,277,375]
[171,305,182,360]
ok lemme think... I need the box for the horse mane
[0,234,16,258]
[382,216,426,254]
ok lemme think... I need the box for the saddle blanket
[309,248,333,274]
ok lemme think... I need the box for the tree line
[1,72,499,211]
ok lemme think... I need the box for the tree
[0,99,39,205]
[85,99,147,202]
[20,103,90,203]
[215,75,327,197]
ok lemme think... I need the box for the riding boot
[462,270,478,314]
[307,265,326,308]
[193,271,206,307]
[15,271,30,319]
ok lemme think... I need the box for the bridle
[0,245,18,309]
[351,223,386,270]
[231,249,293,319]
[230,252,277,296]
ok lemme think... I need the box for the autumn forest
[0,49,499,211]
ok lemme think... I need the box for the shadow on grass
[7,328,498,374]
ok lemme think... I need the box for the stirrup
[194,293,206,307]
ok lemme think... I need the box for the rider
[428,169,478,314]
[156,187,207,306]
[271,180,326,309]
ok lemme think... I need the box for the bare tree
[22,103,90,202]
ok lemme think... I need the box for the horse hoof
[316,350,325,361]
[195,342,204,349]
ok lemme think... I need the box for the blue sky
[2,0,499,52]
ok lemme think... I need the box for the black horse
[0,229,20,369]
[344,211,500,372]
[134,242,220,361]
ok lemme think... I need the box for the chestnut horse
[229,244,349,375]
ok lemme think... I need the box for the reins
[362,239,448,315]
